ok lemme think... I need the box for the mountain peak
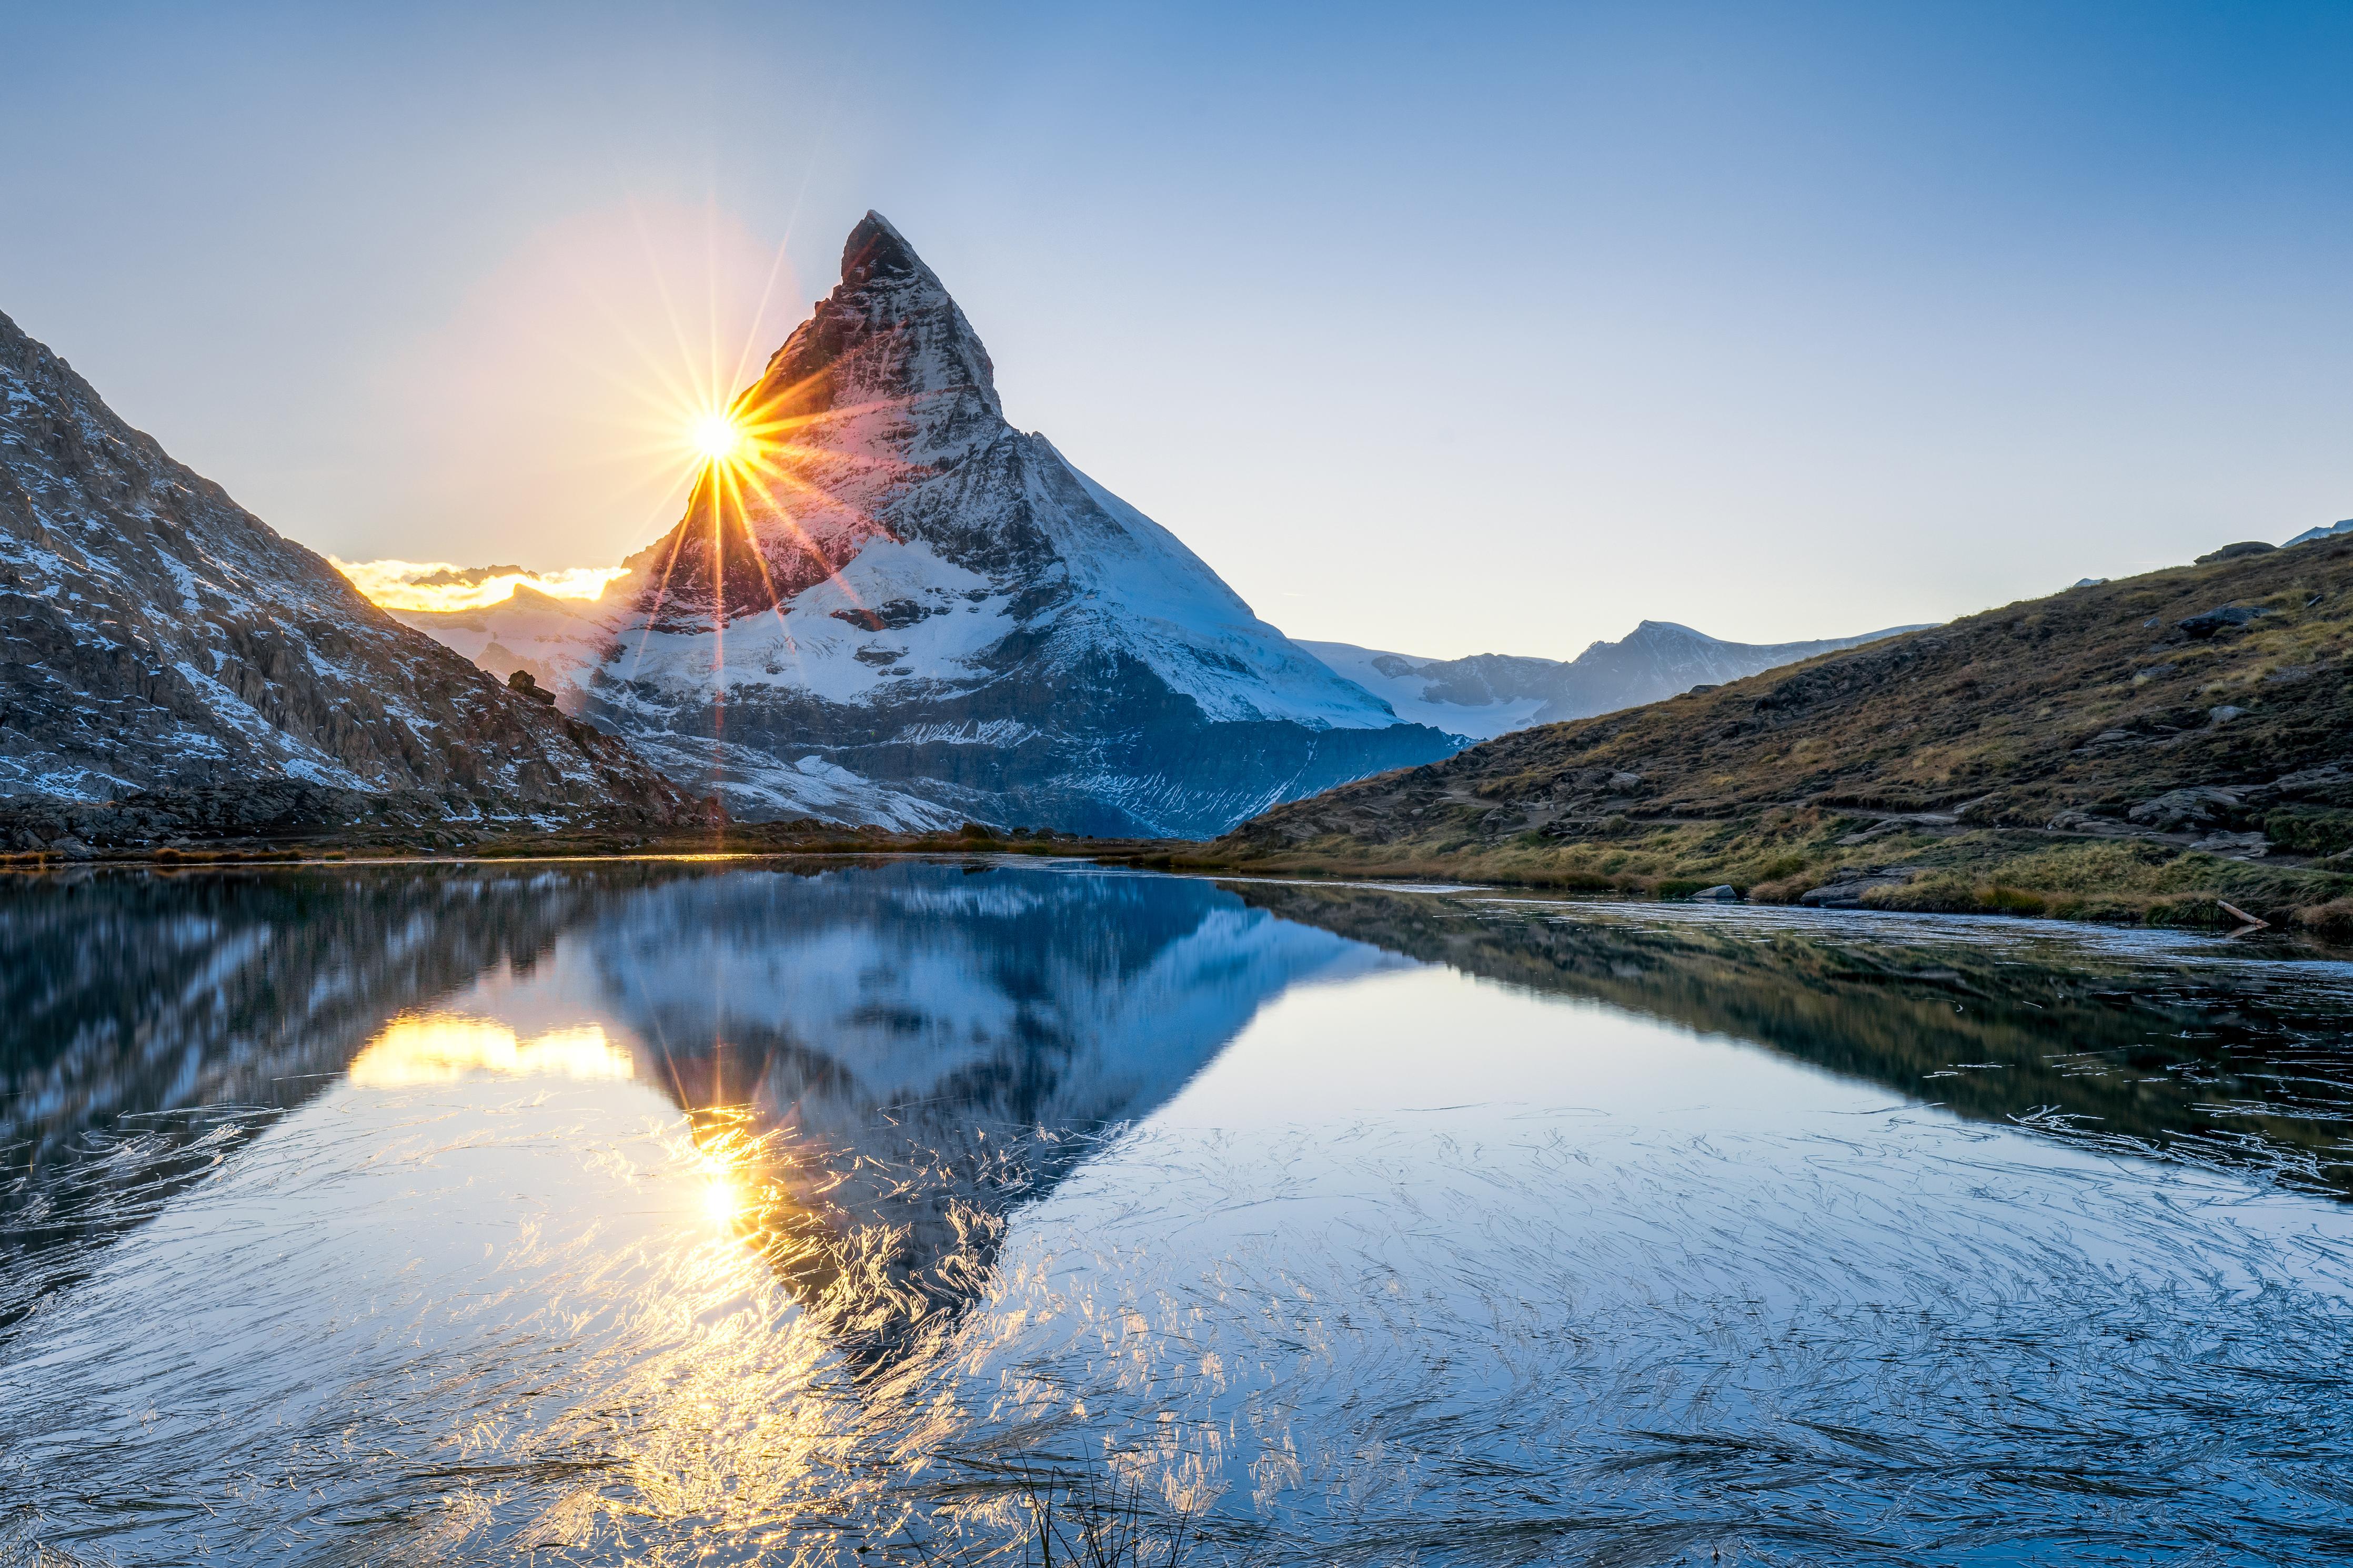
[841,210,925,288]
[751,210,999,425]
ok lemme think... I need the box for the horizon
[6,2,2351,661]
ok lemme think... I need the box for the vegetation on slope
[1203,540,2353,937]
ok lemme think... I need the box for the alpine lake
[4,857,2350,1566]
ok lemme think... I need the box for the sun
[690,409,751,466]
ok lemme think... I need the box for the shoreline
[4,826,2345,950]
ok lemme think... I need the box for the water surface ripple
[2,860,2349,1565]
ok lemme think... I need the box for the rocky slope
[1211,540,2353,930]
[395,213,1458,836]
[0,309,699,847]
[1302,619,1922,740]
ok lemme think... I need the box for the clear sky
[4,1,2348,660]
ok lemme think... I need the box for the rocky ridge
[1212,541,2353,928]
[0,309,701,849]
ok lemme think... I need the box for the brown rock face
[0,308,698,842]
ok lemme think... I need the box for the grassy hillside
[1202,540,2353,937]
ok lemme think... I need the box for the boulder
[1690,884,1739,902]
[2176,604,2270,639]
[2243,761,2353,808]
[506,669,558,706]
[1797,868,1919,909]
[2194,541,2277,564]
[2045,808,2191,841]
[2189,830,2270,859]
[2127,786,2243,832]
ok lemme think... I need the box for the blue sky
[3,1,2348,657]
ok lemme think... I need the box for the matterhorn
[405,213,1459,834]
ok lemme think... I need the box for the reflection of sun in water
[351,1014,772,1246]
[702,1170,742,1228]
[682,1108,769,1242]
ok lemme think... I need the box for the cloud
[334,557,630,613]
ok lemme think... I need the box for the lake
[4,858,2350,1566]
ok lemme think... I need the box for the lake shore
[6,819,2348,947]
[1176,819,2353,940]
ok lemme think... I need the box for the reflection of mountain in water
[592,863,1383,1363]
[0,864,700,1315]
[1,868,611,1155]
[1231,882,2353,1197]
[0,860,1386,1362]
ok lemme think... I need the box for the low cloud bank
[335,558,629,613]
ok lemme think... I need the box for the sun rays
[629,363,921,673]
[330,199,948,811]
[336,201,920,645]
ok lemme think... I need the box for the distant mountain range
[1302,620,1924,741]
[405,593,1922,810]
[395,213,1460,837]
[0,309,695,847]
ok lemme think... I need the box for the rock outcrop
[0,309,701,845]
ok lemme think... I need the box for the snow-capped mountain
[1303,619,1926,741]
[395,213,1457,836]
[0,308,694,844]
[2287,519,2353,547]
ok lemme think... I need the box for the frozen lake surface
[3,859,2350,1565]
